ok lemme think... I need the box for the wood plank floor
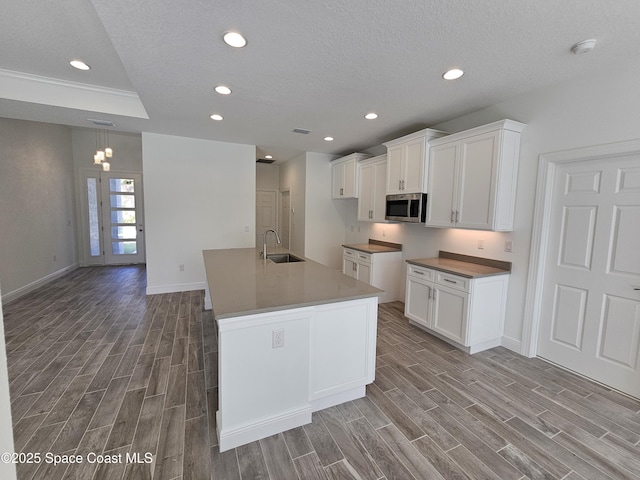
[3,265,640,480]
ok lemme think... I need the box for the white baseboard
[2,263,79,304]
[310,385,366,412]
[217,406,311,453]
[146,282,205,295]
[501,336,523,355]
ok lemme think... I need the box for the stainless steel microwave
[385,193,427,223]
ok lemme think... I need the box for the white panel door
[280,190,291,249]
[538,156,640,398]
[256,190,277,247]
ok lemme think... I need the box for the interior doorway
[79,170,146,265]
[256,190,278,248]
[280,189,291,249]
[526,140,640,399]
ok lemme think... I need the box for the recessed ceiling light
[364,113,378,120]
[324,136,334,142]
[70,59,90,71]
[214,85,232,95]
[210,114,223,121]
[223,31,247,48]
[265,155,273,159]
[443,68,464,80]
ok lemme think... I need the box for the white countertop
[406,257,511,278]
[203,247,382,319]
[342,243,402,254]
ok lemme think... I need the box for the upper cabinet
[383,128,448,195]
[332,153,371,199]
[425,119,526,231]
[357,155,387,222]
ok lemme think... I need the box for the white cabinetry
[332,153,371,199]
[343,248,371,283]
[404,262,509,353]
[426,119,526,231]
[383,128,447,194]
[343,247,402,303]
[357,155,387,222]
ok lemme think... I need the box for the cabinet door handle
[414,270,424,275]
[443,278,457,284]
[455,210,460,222]
[402,179,405,190]
[427,285,431,300]
[450,210,454,223]
[353,262,356,272]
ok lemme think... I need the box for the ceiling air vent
[292,128,311,135]
[88,118,116,127]
[256,158,275,164]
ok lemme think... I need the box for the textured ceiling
[2,0,640,162]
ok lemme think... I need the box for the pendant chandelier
[93,129,113,171]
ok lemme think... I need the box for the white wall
[304,152,345,269]
[142,133,256,294]
[256,163,280,191]
[279,153,306,257]
[345,62,640,353]
[0,118,77,302]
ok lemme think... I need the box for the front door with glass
[82,171,145,265]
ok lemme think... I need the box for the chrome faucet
[261,228,281,258]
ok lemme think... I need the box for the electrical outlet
[179,264,185,272]
[477,239,485,250]
[244,225,249,232]
[272,329,284,348]
[504,241,513,253]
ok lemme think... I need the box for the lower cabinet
[343,248,370,283]
[343,248,402,303]
[404,262,508,353]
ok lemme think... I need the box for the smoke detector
[571,39,597,55]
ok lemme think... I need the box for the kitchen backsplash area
[343,199,515,266]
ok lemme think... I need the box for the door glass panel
[111,226,137,239]
[109,178,135,193]
[112,241,137,255]
[87,178,101,256]
[111,210,136,224]
[110,194,135,208]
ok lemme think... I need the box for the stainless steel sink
[266,253,305,264]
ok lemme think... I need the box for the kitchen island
[203,247,382,452]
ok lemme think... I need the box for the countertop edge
[406,259,511,279]
[214,292,382,320]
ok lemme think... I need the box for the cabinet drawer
[435,271,469,292]
[343,248,356,258]
[356,252,371,264]
[407,264,434,281]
